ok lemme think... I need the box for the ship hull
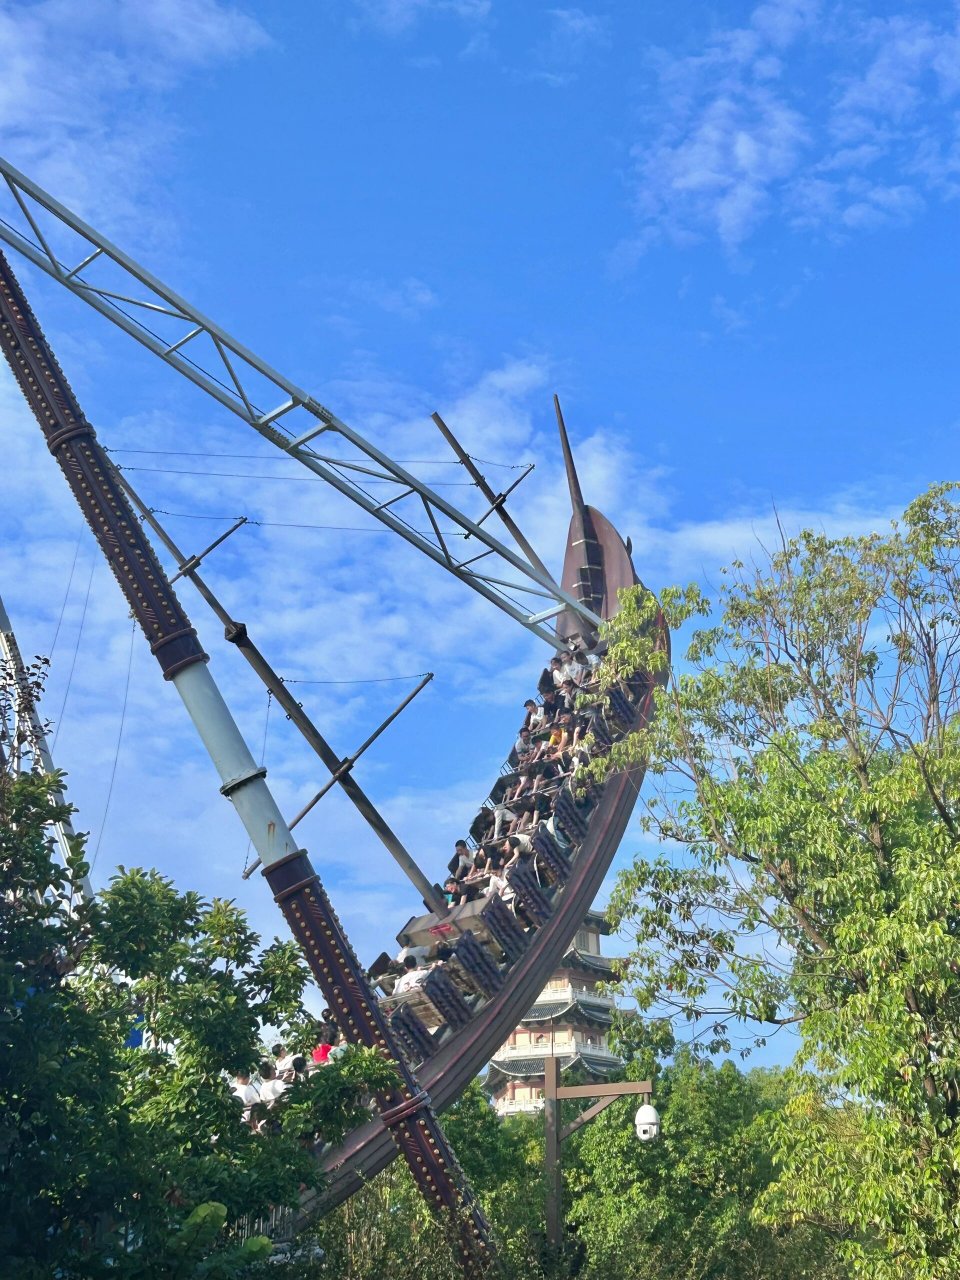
[299,498,667,1218]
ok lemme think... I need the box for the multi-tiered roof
[486,910,621,1114]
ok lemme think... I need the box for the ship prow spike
[553,394,587,517]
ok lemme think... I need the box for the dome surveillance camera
[634,1102,661,1143]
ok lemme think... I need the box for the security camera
[634,1102,661,1143]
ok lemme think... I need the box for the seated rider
[451,839,474,880]
[523,698,546,732]
[394,954,431,994]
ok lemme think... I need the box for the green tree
[567,1051,842,1279]
[0,762,395,1278]
[308,1081,549,1279]
[596,483,960,1278]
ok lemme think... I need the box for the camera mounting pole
[543,1057,652,1253]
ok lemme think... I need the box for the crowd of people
[230,1027,345,1133]
[373,643,640,1007]
[445,645,604,901]
[229,644,639,1057]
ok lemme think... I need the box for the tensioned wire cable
[49,525,84,659]
[282,673,431,686]
[107,447,529,470]
[90,618,136,874]
[146,507,469,537]
[52,555,96,752]
[117,463,476,486]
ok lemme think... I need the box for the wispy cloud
[349,275,440,318]
[351,0,491,36]
[623,0,960,256]
[529,7,611,86]
[0,0,270,239]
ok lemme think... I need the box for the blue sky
[0,0,958,1050]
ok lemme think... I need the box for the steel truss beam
[0,156,600,647]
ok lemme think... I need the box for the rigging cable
[107,447,530,470]
[90,618,136,874]
[115,463,476,487]
[146,508,469,538]
[48,525,84,659]
[52,554,96,752]
[283,673,431,686]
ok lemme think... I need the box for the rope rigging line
[48,525,84,659]
[106,446,530,470]
[115,463,476,487]
[90,618,136,874]
[145,507,470,538]
[282,673,432,686]
[52,555,96,752]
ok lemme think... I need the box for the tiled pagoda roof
[485,1050,620,1086]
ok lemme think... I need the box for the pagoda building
[485,909,621,1116]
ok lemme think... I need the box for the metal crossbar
[0,156,601,647]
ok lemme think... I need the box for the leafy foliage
[0,765,394,1278]
[568,1052,843,1279]
[307,1081,550,1279]
[596,483,960,1277]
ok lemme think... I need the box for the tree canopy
[0,763,395,1278]
[596,483,960,1278]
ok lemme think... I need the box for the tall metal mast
[0,248,495,1273]
[112,471,446,915]
[0,155,599,648]
[0,592,90,902]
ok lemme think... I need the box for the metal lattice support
[264,852,493,1271]
[0,155,600,647]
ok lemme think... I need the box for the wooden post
[544,1057,563,1251]
[542,1065,652,1253]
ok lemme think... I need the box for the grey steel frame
[0,592,91,902]
[0,157,600,648]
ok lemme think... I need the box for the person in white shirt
[523,698,546,732]
[272,1042,295,1074]
[232,1071,259,1123]
[485,871,516,907]
[558,651,579,683]
[258,1061,289,1106]
[393,955,431,994]
[451,839,474,880]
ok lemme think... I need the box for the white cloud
[528,7,611,85]
[628,0,960,255]
[352,0,491,36]
[349,275,440,318]
[0,350,571,963]
[0,0,270,241]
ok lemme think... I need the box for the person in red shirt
[311,1024,337,1066]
